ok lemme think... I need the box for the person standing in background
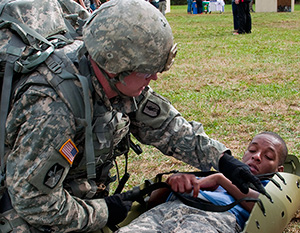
[232,0,239,33]
[192,0,198,14]
[159,0,166,15]
[196,0,203,14]
[233,0,251,35]
[187,0,193,14]
[250,0,255,12]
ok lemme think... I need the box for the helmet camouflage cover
[82,0,176,75]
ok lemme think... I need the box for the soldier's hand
[104,194,132,226]
[219,152,267,195]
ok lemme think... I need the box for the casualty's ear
[278,165,284,172]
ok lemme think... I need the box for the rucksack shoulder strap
[44,52,96,179]
[0,34,27,176]
[0,15,56,175]
[45,54,86,119]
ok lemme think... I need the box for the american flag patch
[59,139,78,165]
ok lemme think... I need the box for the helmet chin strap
[99,68,131,99]
[99,68,138,110]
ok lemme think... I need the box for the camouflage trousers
[117,199,240,233]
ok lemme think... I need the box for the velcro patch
[142,100,161,118]
[44,163,65,189]
[59,139,78,165]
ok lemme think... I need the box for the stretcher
[243,154,300,232]
[100,154,300,233]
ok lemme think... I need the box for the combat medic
[1,0,266,232]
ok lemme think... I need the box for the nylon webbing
[174,192,261,213]
[61,14,82,39]
[133,181,261,213]
[75,74,96,179]
[0,0,10,16]
[0,12,54,47]
[46,62,85,119]
[0,21,30,45]
[0,37,25,175]
[0,16,56,176]
[0,13,55,74]
[0,61,14,174]
[45,53,96,182]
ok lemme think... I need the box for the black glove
[104,193,132,226]
[219,152,267,195]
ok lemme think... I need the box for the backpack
[0,0,94,200]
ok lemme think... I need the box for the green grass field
[112,4,300,232]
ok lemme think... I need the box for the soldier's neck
[90,58,118,99]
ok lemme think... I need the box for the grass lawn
[112,4,300,232]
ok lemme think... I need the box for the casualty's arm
[198,173,259,212]
[165,173,259,212]
[147,173,203,208]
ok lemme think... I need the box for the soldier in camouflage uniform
[1,0,266,232]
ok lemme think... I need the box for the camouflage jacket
[4,50,228,233]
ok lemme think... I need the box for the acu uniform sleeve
[5,85,108,232]
[130,87,229,171]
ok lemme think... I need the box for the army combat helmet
[82,0,177,80]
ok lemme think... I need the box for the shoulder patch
[59,139,78,165]
[142,100,161,118]
[44,163,65,189]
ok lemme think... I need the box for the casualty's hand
[196,174,222,191]
[219,152,267,195]
[166,173,201,197]
[104,193,132,226]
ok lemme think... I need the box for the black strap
[155,170,218,182]
[139,181,261,212]
[174,191,260,213]
[0,189,12,213]
[126,170,263,213]
[114,152,130,195]
[0,61,14,173]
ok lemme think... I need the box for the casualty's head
[242,131,288,175]
[82,0,177,97]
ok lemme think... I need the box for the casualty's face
[241,134,283,175]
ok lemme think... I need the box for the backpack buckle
[14,61,25,73]
[45,57,62,74]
